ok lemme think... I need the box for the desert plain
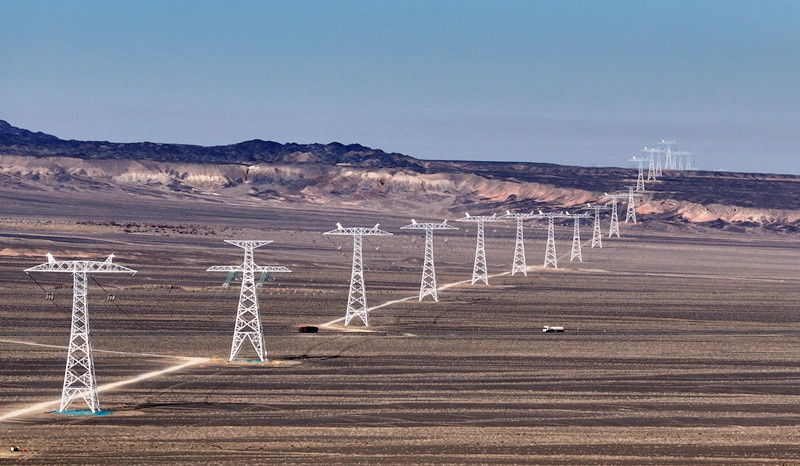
[0,188,799,465]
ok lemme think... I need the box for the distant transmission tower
[659,139,677,170]
[457,213,504,284]
[602,193,627,237]
[624,185,645,224]
[401,219,458,301]
[673,150,693,171]
[324,223,392,326]
[567,213,592,262]
[629,156,646,191]
[684,153,694,170]
[583,204,610,248]
[640,147,662,180]
[207,240,291,361]
[25,253,136,413]
[533,211,569,268]
[500,210,536,276]
[655,152,663,177]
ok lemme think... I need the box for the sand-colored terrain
[0,190,799,464]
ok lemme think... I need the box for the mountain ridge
[0,119,426,170]
[1,119,799,233]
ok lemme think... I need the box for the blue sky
[2,0,799,174]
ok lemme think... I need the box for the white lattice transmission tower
[655,151,663,177]
[602,193,627,238]
[500,210,536,276]
[324,223,392,326]
[629,156,646,191]
[457,213,505,284]
[567,213,592,262]
[659,139,677,170]
[533,211,570,268]
[583,204,610,248]
[207,240,291,362]
[673,150,693,171]
[25,253,136,413]
[624,186,645,224]
[640,147,663,180]
[401,219,458,302]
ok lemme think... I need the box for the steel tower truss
[624,186,645,224]
[401,220,458,301]
[673,150,693,171]
[533,212,569,269]
[323,224,392,326]
[659,140,676,170]
[629,157,646,191]
[568,213,591,262]
[25,254,136,413]
[582,205,609,248]
[207,240,291,361]
[457,214,504,285]
[610,198,621,237]
[641,147,662,180]
[500,211,536,276]
[602,194,626,238]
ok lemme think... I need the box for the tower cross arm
[456,215,505,222]
[531,212,571,219]
[223,240,274,249]
[499,212,535,219]
[640,147,664,154]
[323,224,393,236]
[254,266,292,274]
[206,265,291,273]
[25,259,137,275]
[400,222,458,231]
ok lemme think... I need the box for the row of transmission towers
[24,241,296,414]
[323,206,632,331]
[23,193,645,414]
[616,140,695,238]
[455,211,598,284]
[24,152,665,413]
[634,140,696,191]
[25,195,646,414]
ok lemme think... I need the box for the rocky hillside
[0,120,424,169]
[1,120,799,233]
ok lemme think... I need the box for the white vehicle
[542,326,564,333]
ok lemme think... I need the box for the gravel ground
[1,198,799,464]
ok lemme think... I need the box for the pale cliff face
[2,154,798,230]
